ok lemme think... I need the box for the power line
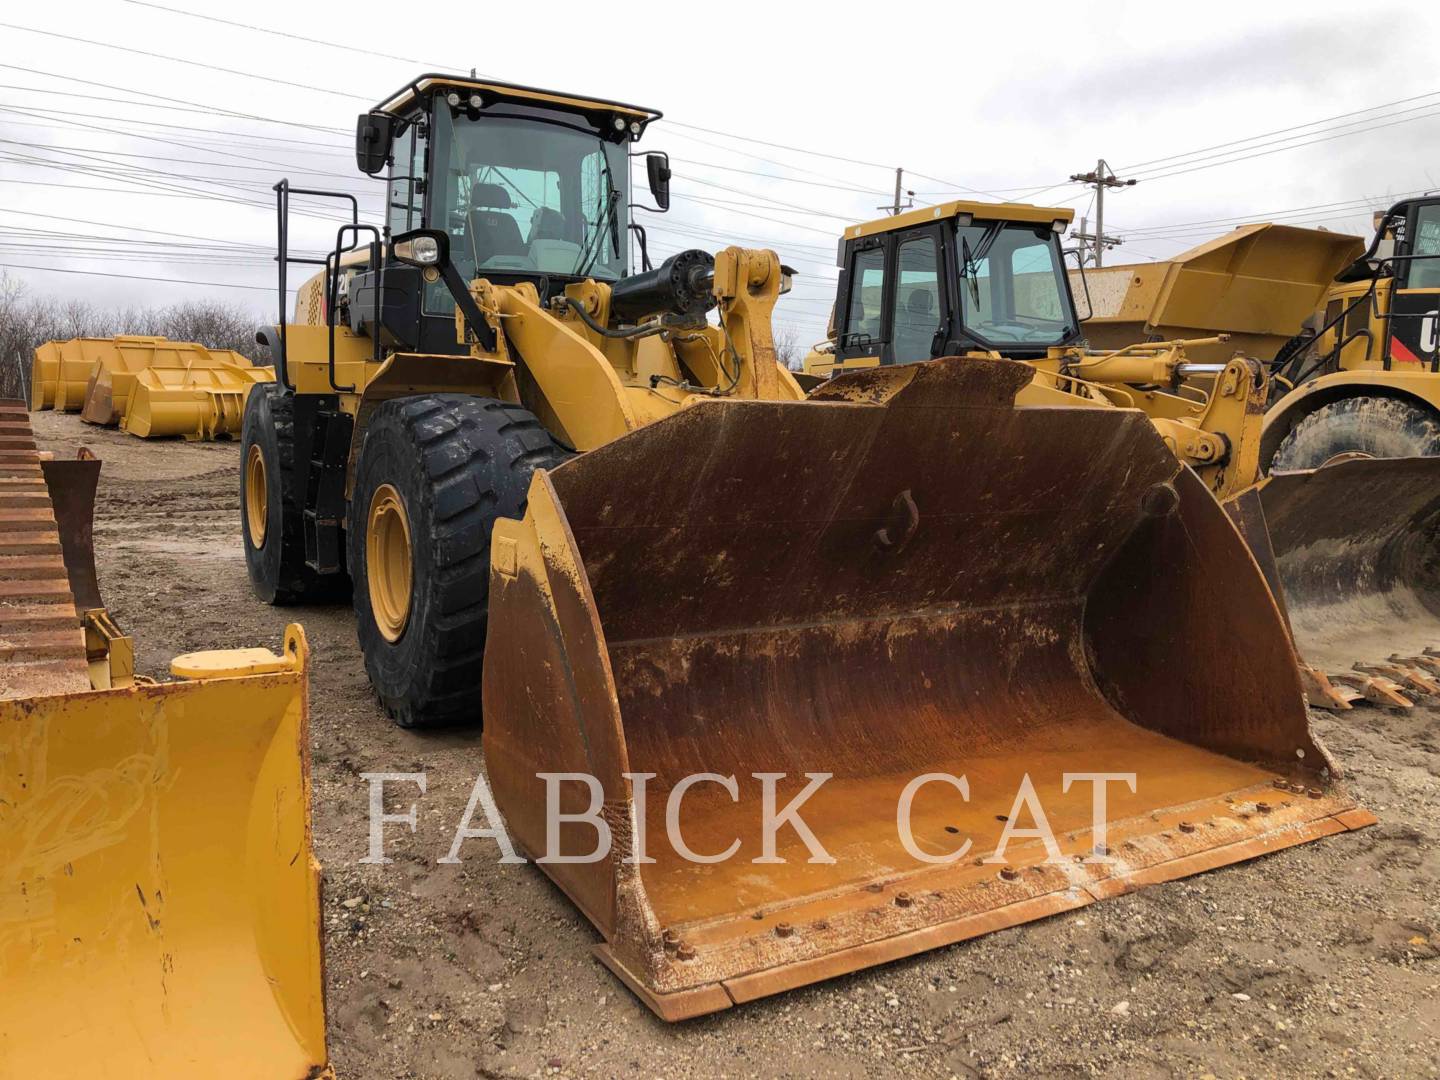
[0,63,347,136]
[0,261,287,292]
[1117,89,1440,172]
[120,0,450,68]
[0,21,370,102]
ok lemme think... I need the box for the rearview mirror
[355,111,395,176]
[646,152,671,212]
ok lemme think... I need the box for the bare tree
[773,325,807,371]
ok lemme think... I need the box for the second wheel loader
[807,198,1440,709]
[243,75,1369,1019]
[1073,200,1440,703]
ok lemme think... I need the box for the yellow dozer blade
[482,359,1373,1021]
[1258,457,1440,699]
[29,335,272,439]
[0,399,328,1078]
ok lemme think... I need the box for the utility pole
[1069,215,1116,268]
[1068,159,1136,267]
[879,168,914,216]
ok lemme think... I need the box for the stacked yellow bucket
[30,335,273,440]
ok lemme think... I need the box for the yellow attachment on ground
[1074,224,1364,361]
[0,625,328,1080]
[1,399,329,1076]
[483,357,1372,1021]
[29,335,273,440]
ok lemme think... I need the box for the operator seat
[467,183,526,267]
[894,289,935,362]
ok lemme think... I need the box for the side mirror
[391,228,448,268]
[355,111,395,176]
[645,152,671,211]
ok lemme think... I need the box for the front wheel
[1271,396,1440,471]
[347,395,571,728]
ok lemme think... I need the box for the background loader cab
[810,200,1081,377]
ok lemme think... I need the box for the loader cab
[825,201,1082,374]
[1321,196,1440,371]
[346,76,664,355]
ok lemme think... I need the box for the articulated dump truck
[1072,200,1440,706]
[240,75,1372,1019]
[0,399,329,1076]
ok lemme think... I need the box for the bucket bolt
[775,922,794,938]
[894,892,914,908]
[999,866,1020,882]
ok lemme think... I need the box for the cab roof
[844,199,1074,241]
[376,74,661,134]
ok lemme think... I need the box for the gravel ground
[35,410,1440,1079]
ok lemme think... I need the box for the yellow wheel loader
[0,401,328,1078]
[1069,200,1440,702]
[246,75,1368,1020]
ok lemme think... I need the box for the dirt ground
[34,410,1440,1079]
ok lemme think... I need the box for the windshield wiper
[575,187,620,279]
[960,222,1005,306]
[573,141,621,279]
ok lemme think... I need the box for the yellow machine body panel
[482,358,1372,1021]
[1074,224,1365,362]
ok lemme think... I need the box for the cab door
[885,225,952,365]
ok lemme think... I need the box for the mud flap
[0,627,329,1078]
[482,358,1373,1020]
[1261,458,1440,676]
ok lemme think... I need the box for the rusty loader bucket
[1258,457,1440,706]
[482,359,1372,1020]
[0,399,328,1078]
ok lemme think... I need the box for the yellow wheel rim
[367,483,413,642]
[244,444,268,548]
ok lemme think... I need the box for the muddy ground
[33,410,1440,1079]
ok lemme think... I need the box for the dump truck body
[29,335,273,440]
[0,399,328,1077]
[1072,224,1364,362]
[484,359,1371,1019]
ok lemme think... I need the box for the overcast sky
[2,0,1438,347]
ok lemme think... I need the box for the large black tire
[1271,396,1440,470]
[241,385,347,604]
[347,395,571,728]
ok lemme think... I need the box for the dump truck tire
[349,394,570,728]
[1271,396,1440,469]
[242,384,345,604]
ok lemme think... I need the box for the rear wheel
[347,395,571,728]
[241,385,346,604]
[1271,396,1440,470]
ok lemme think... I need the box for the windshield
[428,106,629,294]
[955,221,1074,347]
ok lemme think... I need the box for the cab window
[1410,205,1440,289]
[842,245,886,347]
[889,234,942,363]
[386,119,426,236]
